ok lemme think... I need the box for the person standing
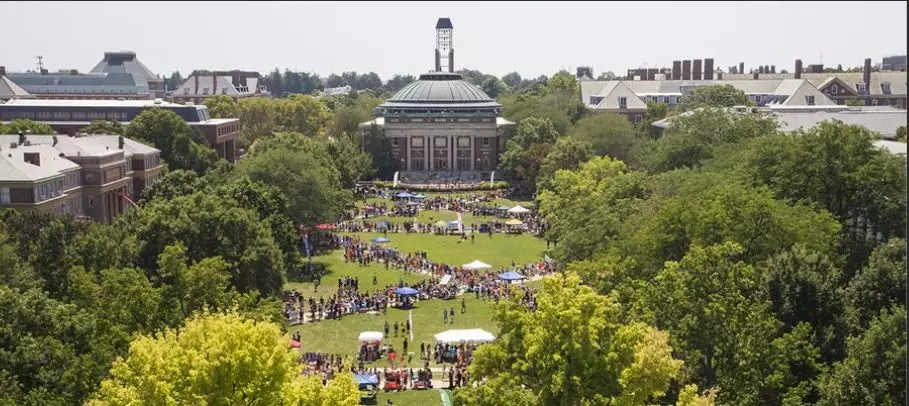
[442,308,448,324]
[394,321,399,337]
[384,321,390,337]
[461,297,467,313]
[403,337,408,354]
[449,307,455,323]
[448,367,454,389]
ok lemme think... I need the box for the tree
[135,192,286,297]
[501,95,572,136]
[498,117,560,186]
[464,271,687,405]
[362,124,396,180]
[139,169,200,203]
[841,238,906,333]
[81,120,125,135]
[126,108,218,174]
[203,95,240,118]
[238,143,350,226]
[537,137,592,191]
[642,102,669,136]
[356,72,382,90]
[481,77,506,98]
[676,84,752,112]
[276,94,331,136]
[817,306,906,406]
[238,97,278,147]
[0,228,39,290]
[542,71,580,97]
[569,113,637,162]
[895,125,906,142]
[636,243,823,405]
[596,71,618,80]
[88,311,360,406]
[501,71,523,88]
[386,74,416,91]
[0,286,114,406]
[1,119,55,135]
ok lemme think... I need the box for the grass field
[376,390,442,406]
[348,232,546,270]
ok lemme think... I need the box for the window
[618,97,627,109]
[830,85,839,94]
[855,83,867,95]
[0,188,9,204]
[871,99,879,106]
[805,95,815,106]
[633,114,642,123]
[202,87,210,95]
[411,137,423,148]
[457,137,470,148]
[669,96,678,105]
[72,111,86,119]
[589,96,603,105]
[881,82,891,95]
[483,137,489,147]
[391,138,398,146]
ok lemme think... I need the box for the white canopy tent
[462,260,492,270]
[358,331,384,343]
[433,329,496,344]
[508,205,531,214]
[439,274,453,285]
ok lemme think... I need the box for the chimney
[213,74,218,95]
[795,59,803,79]
[672,61,681,80]
[770,65,776,74]
[118,135,124,149]
[682,60,692,80]
[704,58,714,80]
[0,66,5,76]
[863,58,872,90]
[739,62,745,75]
[70,69,78,75]
[194,75,200,94]
[764,65,770,74]
[693,59,702,80]
[647,68,657,81]
[40,68,48,75]
[758,65,764,74]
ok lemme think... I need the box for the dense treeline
[454,81,906,405]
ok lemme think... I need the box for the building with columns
[359,18,514,178]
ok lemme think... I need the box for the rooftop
[436,18,453,29]
[4,98,181,107]
[384,72,499,108]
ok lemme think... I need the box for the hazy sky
[3,1,907,80]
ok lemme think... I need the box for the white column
[470,136,475,171]
[405,136,410,171]
[428,136,433,171]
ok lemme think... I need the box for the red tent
[316,224,336,230]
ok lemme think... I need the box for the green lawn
[285,251,428,299]
[290,295,497,367]
[348,232,546,270]
[377,390,442,406]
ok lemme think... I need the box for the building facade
[2,51,163,100]
[0,99,240,162]
[0,134,163,223]
[169,70,270,104]
[358,18,513,178]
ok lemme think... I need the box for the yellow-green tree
[88,311,359,406]
[460,271,692,405]
[204,95,240,118]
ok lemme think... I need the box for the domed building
[360,19,514,177]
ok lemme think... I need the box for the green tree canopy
[498,117,561,186]
[203,95,240,118]
[569,112,637,162]
[80,120,125,135]
[676,84,752,111]
[126,107,218,174]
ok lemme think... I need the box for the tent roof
[505,219,524,225]
[508,205,531,214]
[499,271,526,281]
[434,328,496,344]
[358,331,384,342]
[463,260,492,270]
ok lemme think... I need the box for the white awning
[507,205,531,214]
[358,331,384,343]
[463,260,492,270]
[433,329,496,344]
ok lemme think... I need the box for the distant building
[2,51,163,100]
[0,133,163,223]
[0,67,34,102]
[650,105,907,140]
[321,85,353,96]
[720,58,907,109]
[359,18,514,178]
[169,71,270,104]
[581,78,835,124]
[0,99,240,162]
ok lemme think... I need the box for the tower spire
[435,18,454,73]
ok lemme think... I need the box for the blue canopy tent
[395,287,420,296]
[395,192,414,199]
[498,271,526,281]
[371,237,390,244]
[413,194,427,199]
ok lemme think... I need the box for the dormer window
[881,82,891,95]
[618,96,627,109]
[805,95,815,106]
[589,96,604,106]
[855,83,867,95]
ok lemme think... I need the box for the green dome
[388,72,495,104]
